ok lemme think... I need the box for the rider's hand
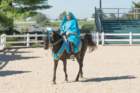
[62,35,67,41]
[66,32,70,36]
[60,32,64,35]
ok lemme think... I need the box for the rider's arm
[67,20,80,35]
[60,24,66,35]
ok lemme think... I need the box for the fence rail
[0,34,45,50]
[98,32,140,45]
[1,32,140,51]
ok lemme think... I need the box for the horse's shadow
[81,75,136,82]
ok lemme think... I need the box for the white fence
[6,34,44,47]
[1,32,140,50]
[95,32,140,45]
[0,34,6,50]
[0,34,45,50]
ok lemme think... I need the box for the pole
[100,0,102,9]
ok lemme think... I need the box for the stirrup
[70,55,75,61]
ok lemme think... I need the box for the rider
[60,12,81,54]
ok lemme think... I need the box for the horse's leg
[62,59,68,82]
[80,53,85,78]
[53,60,58,84]
[80,58,84,78]
[75,58,82,81]
[80,43,87,78]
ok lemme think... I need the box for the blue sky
[39,0,139,19]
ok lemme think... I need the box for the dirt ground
[0,46,140,93]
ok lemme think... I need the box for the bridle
[47,30,63,47]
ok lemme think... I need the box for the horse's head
[44,28,61,49]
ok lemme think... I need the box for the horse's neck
[52,33,63,53]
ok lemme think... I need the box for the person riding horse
[60,12,81,55]
[44,12,96,84]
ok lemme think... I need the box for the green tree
[0,0,51,34]
[33,12,50,27]
[133,1,140,8]
[133,1,140,19]
[59,11,66,20]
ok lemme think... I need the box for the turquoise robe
[60,14,80,53]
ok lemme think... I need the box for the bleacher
[102,20,140,33]
[95,8,140,44]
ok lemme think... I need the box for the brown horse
[44,30,97,84]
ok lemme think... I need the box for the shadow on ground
[0,70,31,77]
[81,75,136,82]
[0,48,40,70]
[0,54,40,62]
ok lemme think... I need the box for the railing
[97,8,140,20]
[0,34,45,50]
[97,32,140,45]
[1,32,140,50]
[6,34,45,47]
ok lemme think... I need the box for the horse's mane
[53,30,62,39]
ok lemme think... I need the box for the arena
[0,46,140,93]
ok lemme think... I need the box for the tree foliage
[59,11,67,20]
[133,1,140,8]
[0,0,51,34]
[33,12,50,27]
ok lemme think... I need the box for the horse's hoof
[66,80,69,82]
[80,76,85,79]
[75,79,79,82]
[66,78,68,81]
[53,81,56,85]
[64,80,68,83]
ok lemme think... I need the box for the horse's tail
[83,34,97,52]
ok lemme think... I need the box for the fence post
[35,33,38,44]
[96,32,99,45]
[0,35,2,50]
[101,32,105,45]
[0,34,6,50]
[117,8,120,20]
[92,32,96,42]
[26,34,30,47]
[3,34,6,48]
[129,32,132,45]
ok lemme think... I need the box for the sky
[39,0,140,19]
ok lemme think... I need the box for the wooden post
[129,32,132,45]
[101,32,104,45]
[26,34,30,47]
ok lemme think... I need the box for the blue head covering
[60,12,79,31]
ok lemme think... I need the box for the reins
[51,38,63,46]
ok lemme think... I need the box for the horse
[44,30,97,84]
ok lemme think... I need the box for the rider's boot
[70,43,75,60]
